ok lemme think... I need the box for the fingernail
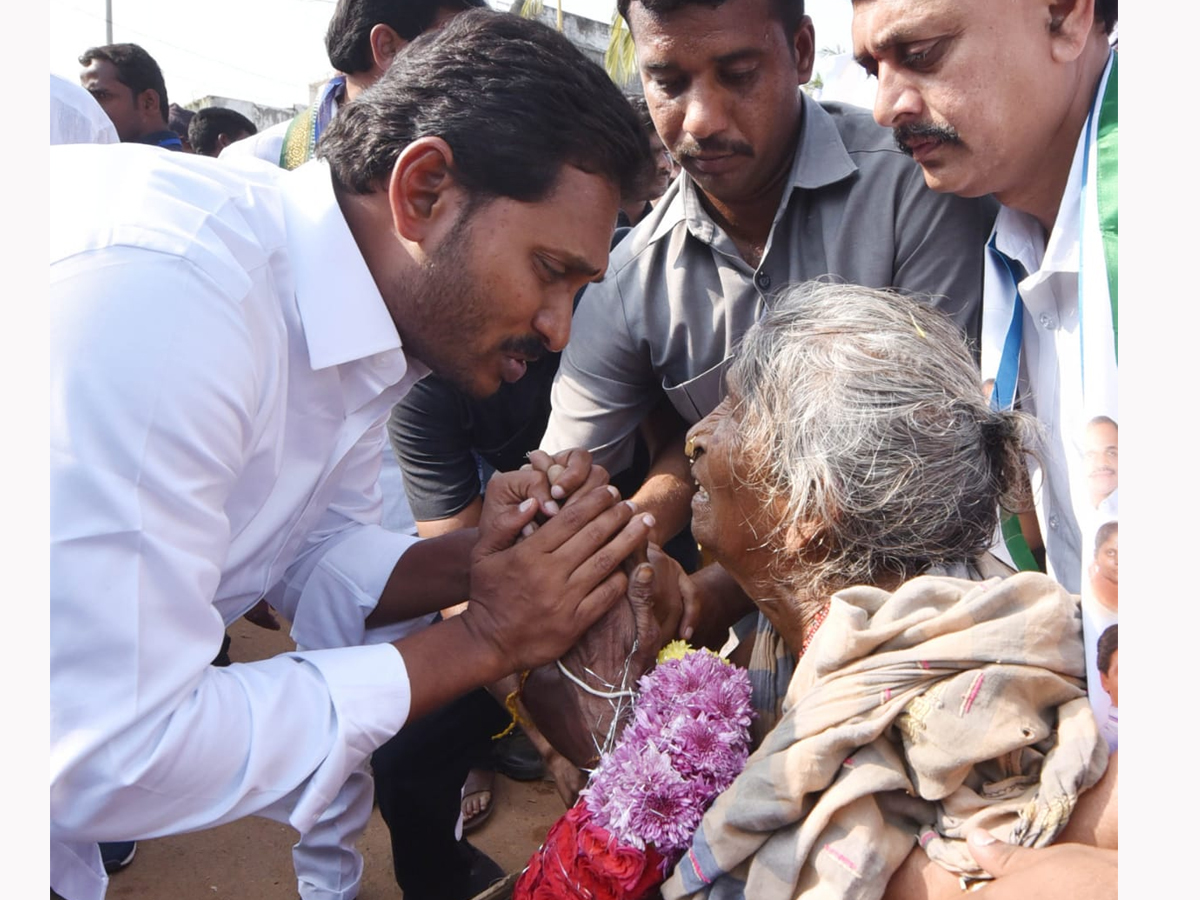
[682,626,694,641]
[968,830,997,847]
[623,499,637,511]
[542,500,560,515]
[636,564,653,583]
[641,514,656,528]
[520,523,536,538]
[519,498,536,512]
[607,485,621,499]
[551,485,566,500]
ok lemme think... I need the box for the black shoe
[99,841,136,874]
[491,730,545,781]
[461,841,506,898]
[404,840,504,900]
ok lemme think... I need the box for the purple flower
[581,650,755,860]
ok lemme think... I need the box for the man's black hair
[1096,0,1117,34]
[627,93,656,135]
[319,9,653,204]
[618,0,805,36]
[168,103,195,140]
[1096,624,1117,676]
[324,0,486,75]
[78,43,169,122]
[1094,520,1117,556]
[188,107,259,156]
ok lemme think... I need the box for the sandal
[461,767,495,834]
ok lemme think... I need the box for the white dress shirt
[50,144,431,900]
[219,115,291,167]
[50,73,118,146]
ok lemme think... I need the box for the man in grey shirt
[540,0,998,542]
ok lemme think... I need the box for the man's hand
[967,830,1117,899]
[462,469,655,676]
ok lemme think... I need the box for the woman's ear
[783,519,824,554]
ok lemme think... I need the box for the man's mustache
[673,137,754,160]
[500,334,546,361]
[893,122,962,155]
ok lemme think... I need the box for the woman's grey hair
[727,281,1039,599]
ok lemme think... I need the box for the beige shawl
[662,572,1109,900]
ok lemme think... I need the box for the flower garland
[514,642,754,900]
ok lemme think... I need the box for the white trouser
[293,765,375,900]
[293,443,416,900]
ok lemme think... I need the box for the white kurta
[50,145,432,900]
[50,73,119,146]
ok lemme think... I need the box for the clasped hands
[462,449,698,769]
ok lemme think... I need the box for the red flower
[514,802,668,900]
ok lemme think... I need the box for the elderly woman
[526,282,1113,900]
[656,282,1112,899]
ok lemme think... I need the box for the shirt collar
[281,159,412,373]
[648,91,857,246]
[137,128,184,150]
[989,52,1114,281]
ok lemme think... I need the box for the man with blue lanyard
[851,0,1117,897]
[221,0,484,172]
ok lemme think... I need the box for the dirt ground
[101,617,564,900]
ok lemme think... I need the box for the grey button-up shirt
[541,94,999,474]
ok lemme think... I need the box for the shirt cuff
[287,642,410,831]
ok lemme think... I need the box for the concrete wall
[191,6,635,126]
[506,2,640,92]
[185,95,302,131]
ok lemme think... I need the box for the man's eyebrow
[714,47,762,66]
[554,251,604,279]
[644,47,760,71]
[855,28,903,68]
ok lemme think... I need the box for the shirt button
[755,271,771,289]
[1039,313,1056,329]
[1048,514,1060,529]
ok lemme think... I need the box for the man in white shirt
[850,0,1118,896]
[50,73,119,146]
[49,12,656,900]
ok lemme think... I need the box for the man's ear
[386,136,462,243]
[793,15,816,86]
[137,88,161,119]
[1047,0,1098,62]
[370,23,408,73]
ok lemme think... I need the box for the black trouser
[372,687,510,898]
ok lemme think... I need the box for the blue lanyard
[987,236,1026,412]
[989,52,1112,412]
